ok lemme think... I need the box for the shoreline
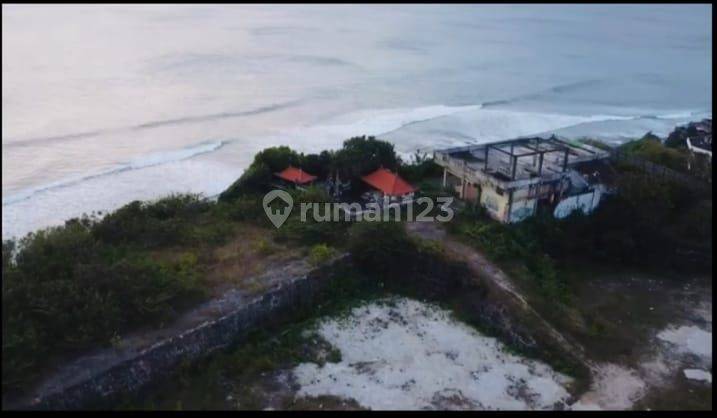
[2,108,710,241]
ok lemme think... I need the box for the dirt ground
[125,220,711,411]
[406,220,712,410]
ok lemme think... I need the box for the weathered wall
[509,197,538,223]
[553,188,601,219]
[12,256,351,410]
[11,248,586,410]
[480,185,509,222]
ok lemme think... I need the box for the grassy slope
[1,193,337,396]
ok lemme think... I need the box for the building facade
[434,137,611,223]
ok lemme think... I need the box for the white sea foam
[2,157,243,240]
[268,104,482,154]
[3,5,711,238]
[2,140,228,207]
[385,107,637,152]
[1,104,710,240]
[1,105,479,239]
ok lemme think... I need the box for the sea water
[2,4,712,239]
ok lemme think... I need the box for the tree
[332,136,401,181]
[219,146,301,201]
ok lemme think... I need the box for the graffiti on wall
[553,188,602,219]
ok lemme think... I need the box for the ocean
[2,4,712,239]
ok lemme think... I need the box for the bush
[92,194,212,248]
[619,135,689,172]
[218,146,303,201]
[218,137,405,201]
[1,195,216,392]
[308,244,338,266]
[275,215,349,247]
[455,219,531,261]
[253,238,276,256]
[271,187,350,246]
[2,237,204,391]
[398,151,443,183]
[347,221,413,276]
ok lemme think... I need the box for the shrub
[308,244,338,266]
[218,137,404,201]
[2,206,207,391]
[253,238,276,256]
[218,162,273,201]
[219,146,301,201]
[92,194,211,248]
[398,151,443,183]
[618,135,689,172]
[347,221,413,276]
[275,215,349,247]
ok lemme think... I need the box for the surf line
[2,140,230,206]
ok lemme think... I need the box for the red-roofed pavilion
[361,167,416,197]
[275,166,317,185]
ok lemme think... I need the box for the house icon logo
[263,189,293,228]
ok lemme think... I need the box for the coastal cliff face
[11,245,586,410]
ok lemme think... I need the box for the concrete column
[442,168,448,188]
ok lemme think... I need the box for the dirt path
[405,221,712,410]
[405,221,588,363]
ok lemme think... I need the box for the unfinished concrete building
[434,136,611,223]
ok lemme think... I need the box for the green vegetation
[3,131,710,408]
[274,187,350,246]
[447,214,570,303]
[119,263,379,410]
[578,138,614,151]
[442,138,711,394]
[618,133,690,172]
[2,195,216,393]
[448,136,711,310]
[125,221,589,410]
[219,136,402,201]
[308,244,338,266]
[1,189,331,393]
[2,135,427,396]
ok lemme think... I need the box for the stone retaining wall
[16,257,349,410]
[12,250,583,410]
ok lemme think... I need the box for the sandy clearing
[575,363,646,410]
[657,325,712,361]
[292,297,574,410]
[683,369,712,383]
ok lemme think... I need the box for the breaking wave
[2,101,301,149]
[2,140,229,206]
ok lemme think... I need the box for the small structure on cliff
[434,136,611,223]
[685,120,712,162]
[360,167,416,206]
[274,166,318,189]
[665,119,712,179]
